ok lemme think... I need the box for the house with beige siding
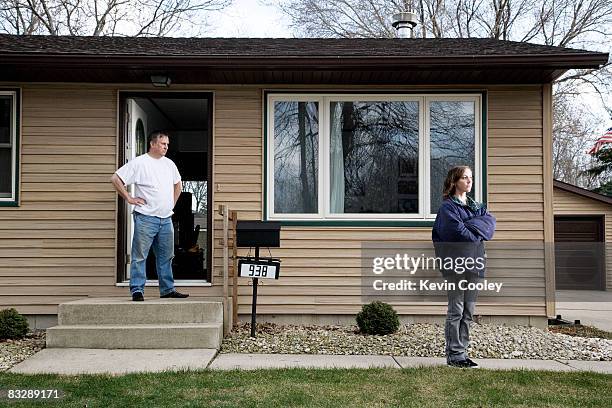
[0,35,608,330]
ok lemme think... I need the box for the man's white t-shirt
[115,154,181,218]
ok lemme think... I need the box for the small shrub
[0,308,29,340]
[356,301,400,335]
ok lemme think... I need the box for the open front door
[124,100,148,280]
[118,93,212,284]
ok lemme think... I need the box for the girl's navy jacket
[432,197,496,278]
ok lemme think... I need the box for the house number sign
[238,257,280,280]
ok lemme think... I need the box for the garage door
[554,216,605,290]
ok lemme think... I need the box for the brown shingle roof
[0,34,605,59]
[0,35,607,84]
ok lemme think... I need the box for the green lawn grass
[0,367,610,407]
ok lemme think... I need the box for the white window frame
[266,93,482,221]
[0,90,18,204]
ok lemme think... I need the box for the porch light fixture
[150,74,171,87]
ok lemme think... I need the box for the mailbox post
[236,221,281,338]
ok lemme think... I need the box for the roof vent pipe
[392,12,418,38]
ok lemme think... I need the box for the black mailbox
[236,221,281,248]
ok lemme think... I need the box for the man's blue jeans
[130,212,175,296]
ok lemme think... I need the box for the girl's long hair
[442,166,471,199]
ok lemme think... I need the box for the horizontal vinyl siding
[553,187,612,290]
[210,88,263,306]
[0,86,119,314]
[486,86,546,311]
[3,84,547,317]
[212,85,546,317]
[487,87,544,245]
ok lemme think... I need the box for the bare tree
[0,0,232,36]
[277,0,612,42]
[276,0,612,189]
[552,95,600,188]
[183,181,207,214]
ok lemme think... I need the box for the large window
[0,90,19,205]
[267,93,482,222]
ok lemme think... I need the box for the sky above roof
[208,0,292,38]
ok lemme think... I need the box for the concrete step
[46,323,223,349]
[58,298,223,325]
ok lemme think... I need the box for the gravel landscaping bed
[221,323,612,361]
[0,331,45,371]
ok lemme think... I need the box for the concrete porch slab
[9,348,217,375]
[209,353,400,370]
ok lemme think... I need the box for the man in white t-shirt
[111,131,189,301]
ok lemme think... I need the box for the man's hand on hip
[127,196,146,206]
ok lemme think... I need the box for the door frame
[116,91,214,283]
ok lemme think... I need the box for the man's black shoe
[465,358,480,368]
[160,290,189,298]
[447,360,473,368]
[132,292,144,301]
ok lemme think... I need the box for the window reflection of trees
[0,96,12,196]
[182,181,207,215]
[332,101,419,214]
[274,101,319,214]
[0,97,10,144]
[430,101,475,214]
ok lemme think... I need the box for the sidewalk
[9,350,612,375]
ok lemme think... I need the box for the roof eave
[0,52,607,70]
[553,180,612,205]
